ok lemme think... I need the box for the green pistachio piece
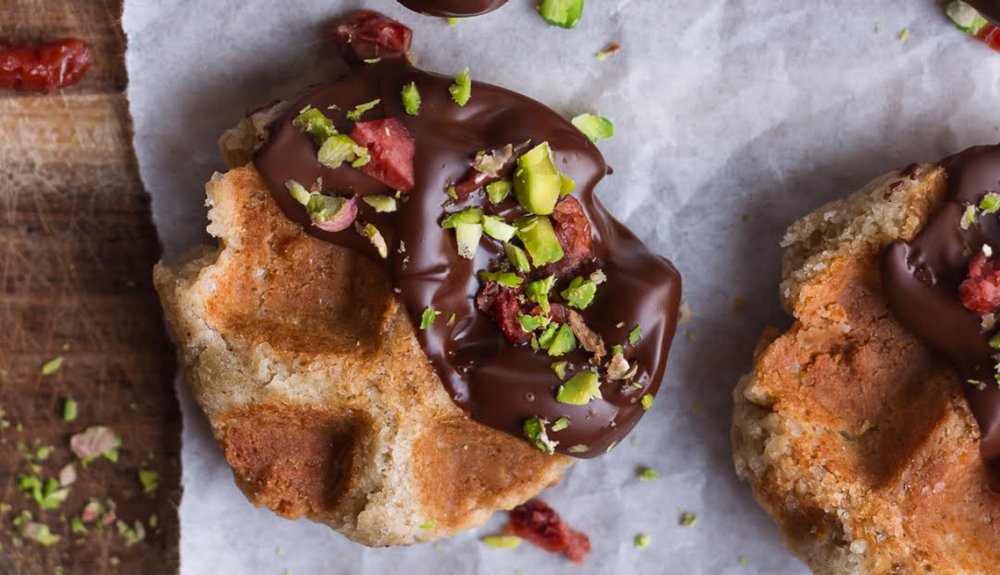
[639,467,660,481]
[560,276,598,309]
[41,356,63,376]
[292,107,338,145]
[446,17,459,28]
[514,142,562,215]
[538,0,585,29]
[641,393,654,410]
[948,1,989,34]
[571,113,614,143]
[62,398,78,422]
[556,370,602,405]
[305,194,349,223]
[486,180,512,204]
[635,533,651,549]
[362,195,398,213]
[139,470,159,495]
[551,361,569,380]
[401,82,421,116]
[515,215,564,266]
[361,223,389,259]
[522,416,557,453]
[526,275,556,313]
[455,223,483,259]
[518,313,548,332]
[345,98,381,121]
[568,444,589,453]
[440,208,483,229]
[610,344,624,357]
[482,535,522,549]
[285,180,311,206]
[560,174,576,197]
[447,313,457,326]
[538,323,560,349]
[991,332,1000,350]
[982,192,1000,214]
[479,271,524,289]
[547,324,577,357]
[551,416,570,431]
[628,325,643,346]
[420,521,435,530]
[679,511,697,527]
[420,307,438,330]
[482,215,517,242]
[318,134,370,169]
[504,242,531,273]
[449,68,472,107]
[961,204,979,230]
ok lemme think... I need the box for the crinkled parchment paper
[124,0,1000,573]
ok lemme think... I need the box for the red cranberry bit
[350,118,416,192]
[507,500,591,564]
[332,10,412,62]
[493,286,532,345]
[0,38,90,93]
[959,252,1000,314]
[545,196,594,278]
[977,22,1000,53]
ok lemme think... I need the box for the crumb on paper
[678,301,693,325]
[897,27,910,41]
[679,511,697,527]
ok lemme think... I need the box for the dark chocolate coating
[397,0,508,17]
[254,59,681,457]
[883,145,1000,463]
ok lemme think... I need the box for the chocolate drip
[253,59,681,457]
[968,0,1000,26]
[883,145,1000,463]
[397,0,508,17]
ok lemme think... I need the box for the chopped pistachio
[449,68,472,107]
[551,361,569,380]
[474,145,514,177]
[641,394,654,410]
[116,519,146,546]
[482,215,517,242]
[70,426,121,463]
[518,314,548,333]
[41,356,64,376]
[948,1,989,33]
[363,58,381,64]
[526,275,556,314]
[523,416,558,453]
[560,276,598,309]
[628,325,643,346]
[486,180,512,204]
[982,192,1000,214]
[538,0,585,29]
[20,475,70,510]
[547,324,577,357]
[21,521,60,546]
[318,134,370,169]
[557,370,602,405]
[401,82,421,116]
[961,204,979,230]
[70,517,88,535]
[567,444,589,453]
[514,142,562,215]
[897,27,910,41]
[292,107,338,145]
[968,379,987,391]
[571,113,615,143]
[420,307,438,330]
[447,313,457,326]
[455,223,483,259]
[62,398,77,422]
[58,464,76,487]
[516,216,564,266]
[419,521,435,530]
[504,243,531,273]
[149,514,159,529]
[440,207,483,229]
[446,17,459,27]
[595,42,621,61]
[635,533,651,549]
[610,344,624,357]
[639,467,660,481]
[551,416,570,432]
[482,535,522,549]
[679,511,697,527]
[362,195,398,213]
[35,445,52,461]
[345,98,381,121]
[139,470,159,495]
[480,271,524,289]
[285,180,312,206]
[991,332,1000,350]
[361,223,389,259]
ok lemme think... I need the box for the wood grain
[0,1,181,573]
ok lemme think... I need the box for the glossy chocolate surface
[397,0,508,17]
[883,145,1000,463]
[254,58,681,457]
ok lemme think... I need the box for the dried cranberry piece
[544,196,594,278]
[494,288,532,345]
[960,252,1000,314]
[350,117,416,192]
[507,500,592,564]
[0,38,90,93]
[332,10,412,62]
[452,169,495,198]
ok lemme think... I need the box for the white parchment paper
[124,1,1000,573]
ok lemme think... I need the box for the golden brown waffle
[153,164,572,546]
[732,164,1000,574]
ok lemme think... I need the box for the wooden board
[0,1,181,573]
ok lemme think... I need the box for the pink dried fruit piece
[350,117,416,192]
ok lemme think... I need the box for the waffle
[732,163,1000,574]
[153,163,572,546]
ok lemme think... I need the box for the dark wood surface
[0,1,181,573]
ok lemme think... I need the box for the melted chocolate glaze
[397,0,508,17]
[253,59,681,457]
[969,0,1000,26]
[883,145,1000,463]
